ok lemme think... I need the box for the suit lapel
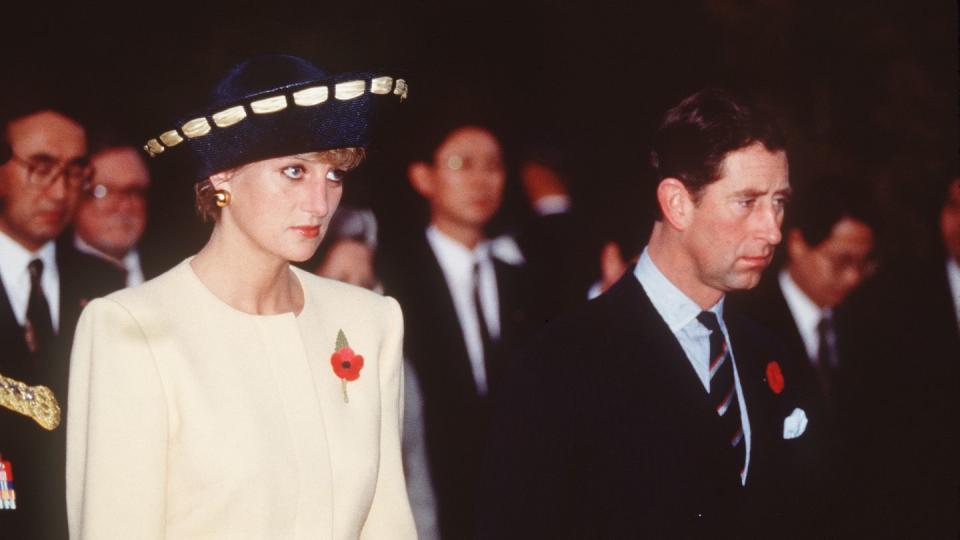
[0,271,33,379]
[603,274,733,441]
[725,312,782,486]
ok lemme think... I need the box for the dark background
[4,0,957,268]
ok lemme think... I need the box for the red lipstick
[292,225,320,238]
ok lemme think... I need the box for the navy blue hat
[143,54,408,181]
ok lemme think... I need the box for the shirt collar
[945,257,960,315]
[779,268,829,328]
[74,234,132,270]
[426,225,491,273]
[634,247,724,333]
[0,229,56,284]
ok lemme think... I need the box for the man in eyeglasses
[378,115,536,540]
[72,137,154,288]
[0,99,125,539]
[728,176,879,535]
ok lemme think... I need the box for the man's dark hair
[649,88,786,204]
[785,175,880,247]
[404,87,508,164]
[1,81,88,144]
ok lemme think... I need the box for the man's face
[787,217,875,308]
[0,111,87,251]
[941,178,960,264]
[683,142,791,297]
[74,147,150,259]
[422,126,505,234]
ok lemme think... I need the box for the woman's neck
[190,225,304,316]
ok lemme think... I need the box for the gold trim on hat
[159,130,184,147]
[335,80,366,100]
[371,77,394,95]
[145,75,407,157]
[212,105,247,128]
[394,79,409,100]
[251,95,288,114]
[1,372,61,431]
[182,117,212,138]
[293,86,329,106]
[144,139,165,157]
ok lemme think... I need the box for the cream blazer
[66,260,417,540]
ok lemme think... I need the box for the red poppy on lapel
[765,361,785,394]
[331,329,364,403]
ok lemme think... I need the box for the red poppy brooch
[765,361,785,395]
[331,329,364,403]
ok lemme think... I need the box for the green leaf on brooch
[335,329,349,350]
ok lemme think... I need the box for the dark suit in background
[379,231,534,540]
[478,272,803,539]
[0,244,124,539]
[851,257,960,537]
[730,271,869,535]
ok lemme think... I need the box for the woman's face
[214,153,349,263]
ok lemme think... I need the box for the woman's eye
[325,169,347,183]
[282,165,305,179]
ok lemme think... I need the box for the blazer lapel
[725,313,780,485]
[604,274,733,442]
[0,272,33,379]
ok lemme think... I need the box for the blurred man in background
[73,140,151,287]
[379,119,534,539]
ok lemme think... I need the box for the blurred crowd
[1,78,957,539]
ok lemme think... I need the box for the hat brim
[145,73,407,181]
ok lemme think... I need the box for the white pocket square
[783,408,808,439]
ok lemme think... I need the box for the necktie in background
[698,311,745,481]
[25,259,55,355]
[473,262,498,393]
[815,314,838,397]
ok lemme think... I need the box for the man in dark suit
[0,101,125,538]
[848,173,960,537]
[478,89,807,538]
[379,121,534,539]
[729,181,878,534]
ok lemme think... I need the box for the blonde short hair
[194,147,366,222]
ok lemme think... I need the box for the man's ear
[408,162,434,198]
[657,177,695,231]
[786,228,809,260]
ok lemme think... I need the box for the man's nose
[43,173,70,201]
[758,204,783,245]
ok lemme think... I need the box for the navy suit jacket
[379,230,535,540]
[849,257,960,537]
[478,271,802,539]
[0,244,125,539]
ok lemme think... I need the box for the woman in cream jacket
[66,54,416,539]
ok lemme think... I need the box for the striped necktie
[697,311,745,482]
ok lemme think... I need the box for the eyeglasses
[439,154,504,173]
[821,252,879,278]
[9,153,94,189]
[84,183,148,206]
